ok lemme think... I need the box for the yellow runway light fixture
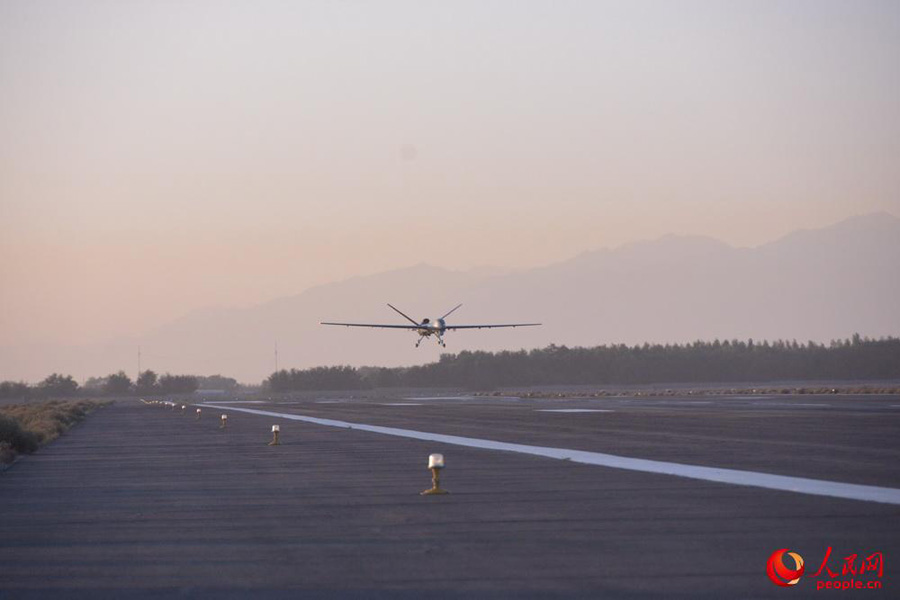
[269,424,280,446]
[421,453,449,495]
[220,414,228,429]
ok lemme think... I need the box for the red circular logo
[767,548,805,587]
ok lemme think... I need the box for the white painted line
[752,402,829,408]
[204,400,266,404]
[536,409,614,413]
[652,401,713,405]
[315,400,346,404]
[200,404,900,506]
[404,396,476,401]
[381,403,424,406]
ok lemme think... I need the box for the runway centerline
[752,402,829,407]
[200,403,900,506]
[536,409,614,413]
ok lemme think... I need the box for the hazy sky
[1,0,898,347]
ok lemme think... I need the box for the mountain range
[3,212,898,383]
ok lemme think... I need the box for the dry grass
[0,399,111,464]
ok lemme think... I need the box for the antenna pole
[274,341,279,373]
[137,346,141,381]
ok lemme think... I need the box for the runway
[1,393,897,597]
[197,403,900,505]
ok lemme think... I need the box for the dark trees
[136,370,159,395]
[104,371,133,396]
[38,373,79,397]
[158,374,199,395]
[265,336,900,392]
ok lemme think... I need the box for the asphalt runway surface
[1,393,898,598]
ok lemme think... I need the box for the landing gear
[414,333,445,348]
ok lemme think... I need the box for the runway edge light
[269,424,280,446]
[220,414,228,430]
[421,453,449,496]
[196,408,202,420]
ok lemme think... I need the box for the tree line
[4,336,897,398]
[264,335,900,392]
[0,370,202,400]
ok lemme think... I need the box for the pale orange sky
[1,1,898,347]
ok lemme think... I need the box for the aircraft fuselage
[415,318,446,337]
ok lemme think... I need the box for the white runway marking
[200,404,900,506]
[404,396,476,401]
[536,409,614,413]
[203,400,266,404]
[752,402,829,408]
[381,403,424,406]
[652,400,713,405]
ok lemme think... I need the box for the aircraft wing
[320,322,420,329]
[444,323,541,330]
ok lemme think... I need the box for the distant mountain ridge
[2,213,898,383]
